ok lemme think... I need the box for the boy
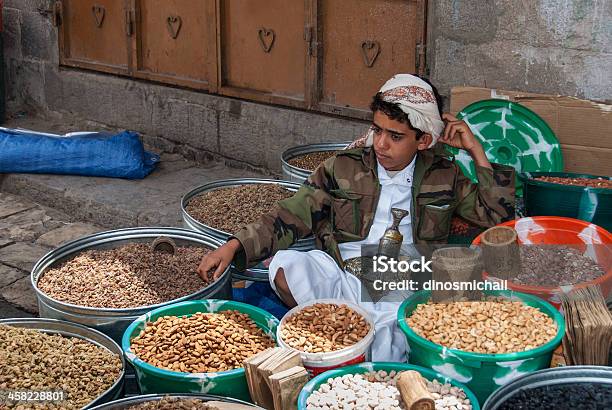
[198,74,515,360]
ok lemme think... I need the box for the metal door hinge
[125,9,134,36]
[416,43,426,75]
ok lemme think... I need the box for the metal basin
[0,318,125,409]
[89,393,262,409]
[483,366,612,409]
[281,142,350,183]
[181,178,316,281]
[32,227,232,344]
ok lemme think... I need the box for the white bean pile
[305,370,473,410]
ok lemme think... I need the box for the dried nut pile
[0,324,122,409]
[288,151,339,171]
[131,310,275,373]
[186,184,293,234]
[126,396,214,409]
[535,176,612,189]
[305,370,473,410]
[407,299,558,354]
[517,245,605,286]
[38,243,211,309]
[281,303,370,353]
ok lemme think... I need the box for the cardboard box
[450,87,612,176]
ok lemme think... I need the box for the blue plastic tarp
[0,128,159,179]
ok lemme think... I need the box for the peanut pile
[38,243,211,309]
[0,324,122,409]
[306,370,473,410]
[131,310,275,373]
[186,184,292,234]
[407,299,558,354]
[281,303,370,353]
[288,151,339,171]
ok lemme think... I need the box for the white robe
[269,158,416,362]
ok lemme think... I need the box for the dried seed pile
[535,176,612,189]
[0,324,122,409]
[281,303,370,353]
[306,370,473,410]
[516,245,605,286]
[288,151,339,171]
[498,383,612,410]
[407,299,558,354]
[126,397,213,409]
[186,184,293,234]
[131,310,275,373]
[38,243,211,309]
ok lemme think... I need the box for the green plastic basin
[298,362,480,410]
[122,300,279,402]
[520,172,612,232]
[397,290,565,406]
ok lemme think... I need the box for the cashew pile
[406,299,557,354]
[280,303,370,353]
[131,311,275,373]
[0,324,122,409]
[305,370,473,410]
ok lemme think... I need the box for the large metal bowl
[483,366,612,409]
[281,142,350,183]
[181,178,316,282]
[31,227,232,344]
[88,393,262,409]
[0,318,125,409]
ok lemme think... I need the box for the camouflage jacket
[232,147,515,271]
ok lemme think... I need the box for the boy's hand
[440,113,481,152]
[197,239,242,280]
[440,113,492,169]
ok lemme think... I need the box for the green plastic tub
[298,362,481,410]
[520,172,612,232]
[397,290,565,405]
[122,300,279,402]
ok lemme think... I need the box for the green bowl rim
[297,362,481,410]
[397,290,565,363]
[519,171,612,194]
[121,299,279,380]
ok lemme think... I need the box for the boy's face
[371,110,432,171]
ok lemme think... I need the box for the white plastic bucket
[277,299,375,377]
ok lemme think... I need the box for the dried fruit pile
[186,184,293,234]
[306,370,473,410]
[280,303,370,353]
[516,245,606,286]
[38,243,211,309]
[287,151,338,171]
[0,324,122,409]
[131,310,275,373]
[407,299,558,354]
[535,176,612,189]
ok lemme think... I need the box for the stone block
[0,263,28,288]
[0,207,64,242]
[0,193,36,218]
[1,276,38,314]
[0,243,50,272]
[3,7,22,61]
[36,223,102,248]
[21,11,52,61]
